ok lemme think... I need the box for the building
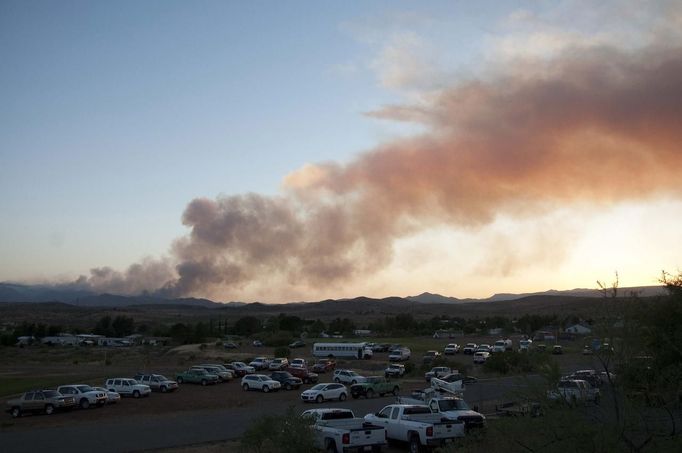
[565,324,592,335]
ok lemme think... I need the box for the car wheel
[44,404,54,415]
[242,384,249,391]
[160,386,167,393]
[316,394,323,403]
[409,434,422,453]
[177,377,184,384]
[80,398,90,409]
[339,393,347,401]
[392,386,400,396]
[10,407,21,418]
[285,383,292,390]
[262,385,270,393]
[133,390,141,398]
[334,378,340,383]
[366,389,374,398]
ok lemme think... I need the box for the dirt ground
[0,336,599,432]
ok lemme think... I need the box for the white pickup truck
[302,408,386,453]
[364,404,464,452]
[547,379,600,404]
[399,390,486,431]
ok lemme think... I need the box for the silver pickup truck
[302,408,386,453]
[364,404,464,451]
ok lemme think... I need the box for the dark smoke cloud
[76,44,682,298]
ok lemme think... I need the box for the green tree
[233,316,262,336]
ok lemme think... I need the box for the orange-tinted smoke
[84,44,682,297]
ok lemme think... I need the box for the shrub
[274,346,290,358]
[240,406,315,453]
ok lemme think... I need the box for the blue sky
[2,1,680,302]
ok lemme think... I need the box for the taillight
[342,433,350,444]
[426,426,433,437]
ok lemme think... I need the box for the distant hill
[1,281,667,309]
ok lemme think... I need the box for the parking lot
[0,338,603,452]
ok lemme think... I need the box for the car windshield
[233,362,246,367]
[366,377,381,383]
[43,390,59,398]
[77,385,93,392]
[280,372,293,378]
[310,384,326,391]
[155,375,169,381]
[438,399,470,411]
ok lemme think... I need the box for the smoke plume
[77,43,682,299]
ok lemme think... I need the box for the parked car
[462,343,478,355]
[302,408,386,453]
[422,350,441,364]
[333,369,367,385]
[223,342,238,349]
[372,343,390,352]
[287,366,319,384]
[425,366,451,382]
[133,374,179,392]
[6,390,76,417]
[568,369,604,388]
[444,343,460,355]
[103,378,151,398]
[401,393,486,431]
[248,357,271,371]
[175,368,220,386]
[252,340,264,347]
[56,385,107,409]
[230,362,256,376]
[350,376,400,399]
[385,363,406,378]
[270,371,303,390]
[198,364,235,380]
[268,358,289,371]
[311,359,336,373]
[241,374,281,393]
[192,365,232,382]
[300,383,348,403]
[475,344,492,353]
[290,358,307,368]
[552,345,564,355]
[519,339,533,351]
[388,348,411,361]
[473,352,490,364]
[92,387,121,404]
[364,404,465,451]
[289,340,306,348]
[582,346,593,355]
[492,339,512,353]
[548,379,600,404]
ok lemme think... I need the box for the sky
[1,0,681,303]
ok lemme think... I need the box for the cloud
[65,7,682,301]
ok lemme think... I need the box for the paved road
[0,375,539,453]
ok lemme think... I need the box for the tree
[111,315,134,337]
[233,316,262,336]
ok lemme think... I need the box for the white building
[565,324,592,335]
